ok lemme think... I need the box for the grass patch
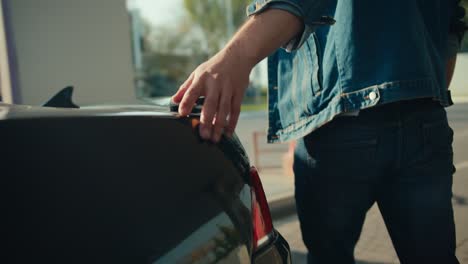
[241,103,267,112]
[241,95,267,112]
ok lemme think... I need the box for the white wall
[0,0,14,103]
[9,0,137,105]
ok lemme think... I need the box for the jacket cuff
[246,0,335,51]
[247,0,301,17]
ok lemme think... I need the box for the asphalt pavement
[237,102,468,264]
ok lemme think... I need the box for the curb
[269,195,297,221]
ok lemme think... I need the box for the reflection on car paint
[154,213,249,264]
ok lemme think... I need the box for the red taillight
[250,167,274,250]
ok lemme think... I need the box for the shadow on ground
[291,251,394,264]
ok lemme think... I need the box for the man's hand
[172,47,254,143]
[172,9,303,142]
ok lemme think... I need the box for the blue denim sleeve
[246,0,334,51]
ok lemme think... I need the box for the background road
[270,102,468,264]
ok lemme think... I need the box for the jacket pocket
[305,33,322,96]
[276,33,321,121]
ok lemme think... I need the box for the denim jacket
[247,0,467,143]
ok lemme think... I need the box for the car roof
[0,102,181,121]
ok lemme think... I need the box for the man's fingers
[172,73,194,103]
[199,87,220,140]
[179,78,203,116]
[226,94,242,138]
[212,90,232,142]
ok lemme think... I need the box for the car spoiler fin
[43,86,79,108]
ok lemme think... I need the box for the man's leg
[294,118,381,264]
[377,105,459,264]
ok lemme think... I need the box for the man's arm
[172,9,302,142]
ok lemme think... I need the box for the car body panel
[0,102,177,120]
[0,103,290,263]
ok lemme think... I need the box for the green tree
[183,0,250,55]
[460,0,468,51]
[135,1,251,97]
[139,22,208,97]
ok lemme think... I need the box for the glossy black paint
[0,104,290,263]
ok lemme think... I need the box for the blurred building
[1,0,138,106]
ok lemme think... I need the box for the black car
[0,92,291,264]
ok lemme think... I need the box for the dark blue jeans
[294,99,458,264]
